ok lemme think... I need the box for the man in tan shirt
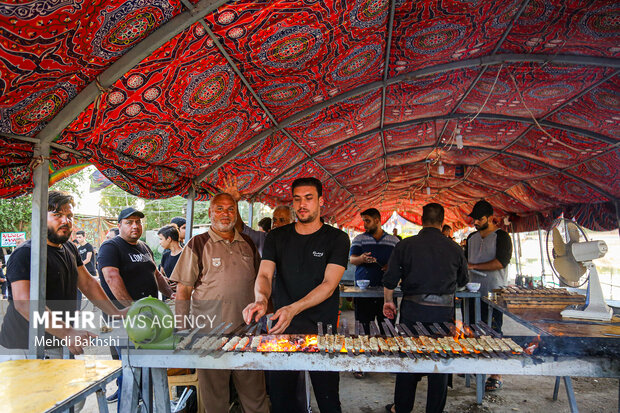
[171,193,269,413]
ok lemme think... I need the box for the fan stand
[561,262,613,321]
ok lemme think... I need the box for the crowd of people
[0,176,512,413]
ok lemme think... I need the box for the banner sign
[1,232,26,247]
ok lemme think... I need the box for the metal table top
[121,348,619,378]
[340,285,481,299]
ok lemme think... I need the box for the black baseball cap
[468,200,493,220]
[118,207,145,222]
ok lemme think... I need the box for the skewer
[477,322,502,338]
[415,322,432,337]
[381,321,400,356]
[395,324,421,359]
[342,318,354,357]
[399,324,436,361]
[387,321,416,359]
[357,322,373,357]
[432,323,448,336]
[191,322,230,353]
[370,321,389,355]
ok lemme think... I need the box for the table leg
[553,376,561,400]
[119,363,141,412]
[96,388,109,413]
[463,298,472,388]
[304,371,312,412]
[487,304,493,326]
[563,377,579,413]
[142,367,153,412]
[152,368,172,413]
[475,297,481,323]
[476,374,485,404]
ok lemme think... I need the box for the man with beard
[171,193,269,413]
[0,191,126,355]
[465,200,512,392]
[349,208,399,339]
[243,177,350,413]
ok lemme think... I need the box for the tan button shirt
[171,228,260,332]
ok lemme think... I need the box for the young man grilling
[243,177,350,413]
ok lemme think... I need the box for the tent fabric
[0,0,618,229]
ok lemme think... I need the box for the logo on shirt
[128,253,151,263]
[212,257,222,267]
[312,251,324,258]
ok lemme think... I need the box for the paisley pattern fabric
[0,0,618,231]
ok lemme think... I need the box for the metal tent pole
[248,202,254,228]
[510,223,521,278]
[29,142,50,358]
[185,187,195,244]
[615,200,619,238]
[536,215,547,285]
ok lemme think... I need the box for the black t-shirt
[160,249,181,279]
[0,240,83,349]
[262,223,350,334]
[77,242,95,275]
[97,237,158,309]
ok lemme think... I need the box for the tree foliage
[0,167,91,235]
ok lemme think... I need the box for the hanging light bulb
[437,161,444,175]
[456,133,463,149]
[426,186,431,195]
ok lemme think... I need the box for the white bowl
[466,282,481,292]
[356,280,370,290]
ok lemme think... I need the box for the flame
[454,320,464,338]
[524,335,541,355]
[256,335,318,352]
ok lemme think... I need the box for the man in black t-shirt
[98,207,173,309]
[464,200,512,392]
[0,191,126,355]
[75,230,96,275]
[244,177,350,413]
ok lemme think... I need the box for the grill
[175,319,527,360]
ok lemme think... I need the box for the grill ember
[178,322,527,359]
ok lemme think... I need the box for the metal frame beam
[0,132,84,157]
[183,1,355,202]
[194,53,619,185]
[29,142,50,358]
[250,112,616,199]
[34,0,229,144]
[381,144,619,201]
[491,0,531,55]
[499,69,618,155]
[184,186,195,244]
[378,0,397,191]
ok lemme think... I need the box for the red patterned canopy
[0,0,618,230]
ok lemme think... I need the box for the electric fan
[546,218,613,321]
[125,296,181,349]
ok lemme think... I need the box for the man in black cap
[97,207,173,404]
[98,207,173,309]
[465,200,512,392]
